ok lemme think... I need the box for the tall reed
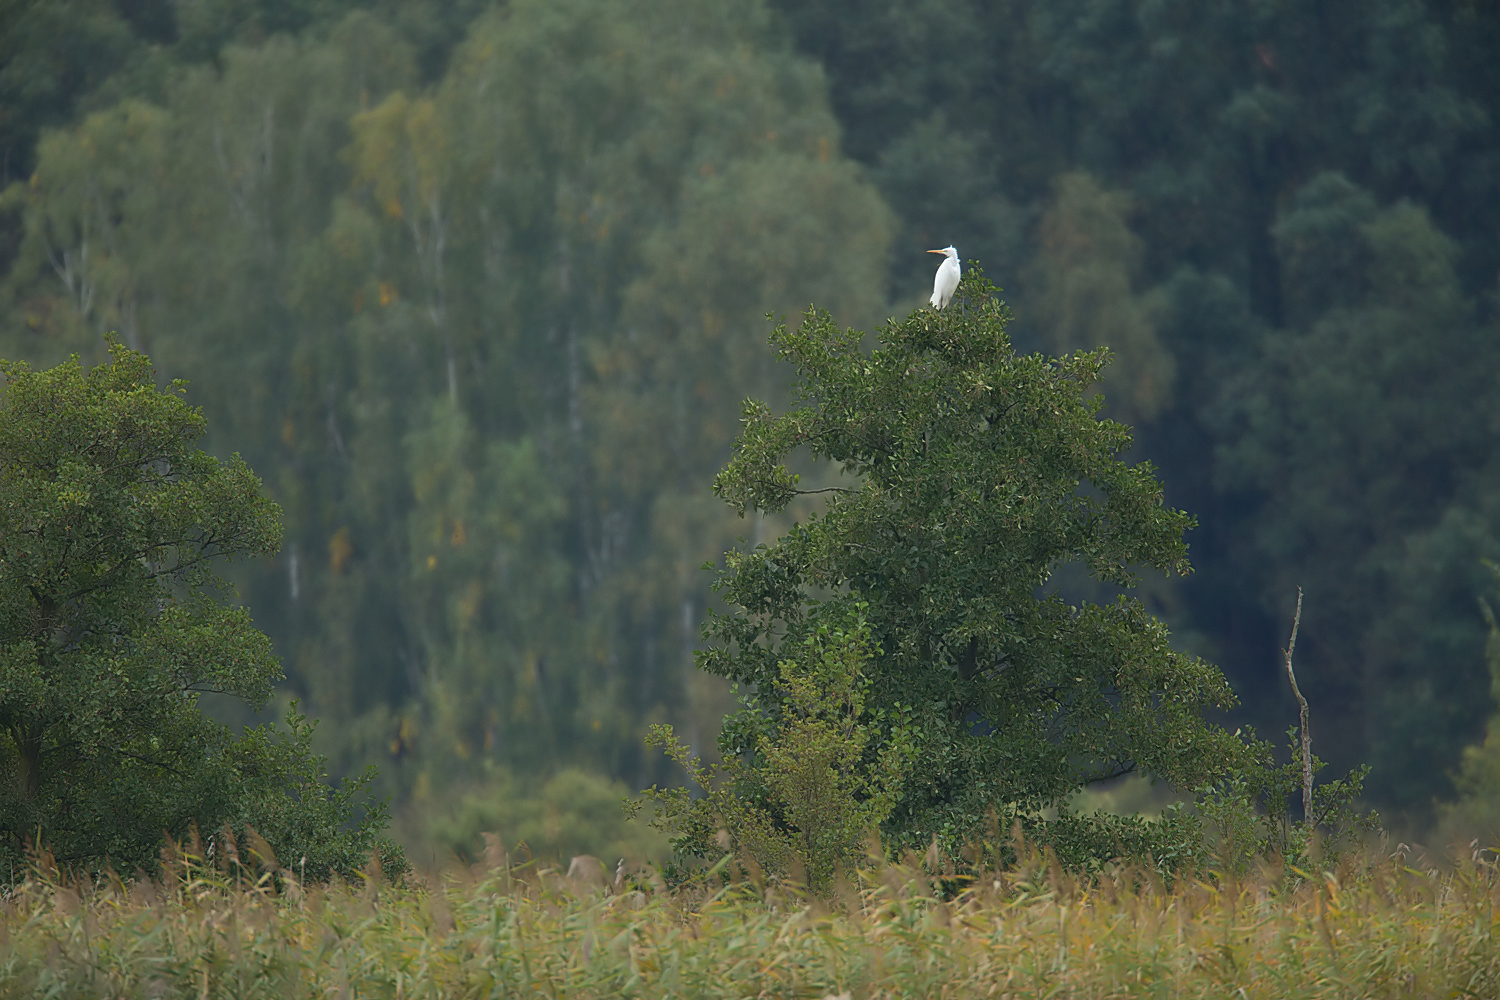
[1,839,1496,999]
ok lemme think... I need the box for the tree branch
[1282,587,1312,823]
[1084,760,1136,784]
[109,746,187,778]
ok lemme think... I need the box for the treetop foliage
[698,273,1249,854]
[5,0,1500,843]
[769,0,1500,817]
[1,0,894,825]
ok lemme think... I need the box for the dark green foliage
[1195,738,1379,878]
[228,703,408,883]
[0,0,895,824]
[772,0,1500,819]
[1214,173,1500,806]
[0,341,401,878]
[775,0,1499,310]
[641,606,913,892]
[6,0,1500,835]
[429,766,669,865]
[0,0,138,188]
[1435,567,1500,843]
[698,272,1251,861]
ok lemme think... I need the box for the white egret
[928,246,960,309]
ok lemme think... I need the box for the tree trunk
[14,726,43,803]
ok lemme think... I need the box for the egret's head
[927,246,958,258]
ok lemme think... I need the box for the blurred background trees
[3,0,1500,853]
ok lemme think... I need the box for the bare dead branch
[1283,587,1313,823]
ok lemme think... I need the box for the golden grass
[2,846,1498,999]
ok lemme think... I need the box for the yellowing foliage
[6,847,1500,999]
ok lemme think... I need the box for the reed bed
[1,847,1497,999]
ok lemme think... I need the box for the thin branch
[55,533,241,607]
[1282,587,1313,823]
[109,746,187,778]
[1084,760,1137,784]
[747,480,860,501]
[182,683,234,696]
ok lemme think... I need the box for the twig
[1283,587,1313,823]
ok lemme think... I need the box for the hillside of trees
[773,0,1500,822]
[4,0,1500,851]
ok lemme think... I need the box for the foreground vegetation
[4,842,1499,999]
[9,0,1500,835]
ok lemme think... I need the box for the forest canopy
[2,0,1499,850]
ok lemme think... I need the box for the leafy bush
[1435,564,1500,844]
[228,703,407,883]
[0,341,401,880]
[430,766,668,866]
[639,606,912,892]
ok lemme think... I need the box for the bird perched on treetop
[928,246,960,309]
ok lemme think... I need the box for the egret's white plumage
[928,246,960,309]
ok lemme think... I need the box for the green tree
[1,98,171,359]
[1214,172,1500,810]
[771,0,1500,815]
[1435,567,1500,844]
[1026,171,1174,425]
[0,0,141,189]
[297,0,895,806]
[644,606,913,892]
[3,0,897,833]
[699,271,1248,858]
[0,341,399,877]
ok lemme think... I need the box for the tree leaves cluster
[6,0,1500,836]
[772,0,1500,820]
[0,341,401,877]
[663,273,1252,872]
[1434,566,1500,844]
[641,606,913,893]
[0,0,893,844]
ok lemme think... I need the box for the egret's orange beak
[927,249,945,254]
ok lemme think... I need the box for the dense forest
[3,0,1499,853]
